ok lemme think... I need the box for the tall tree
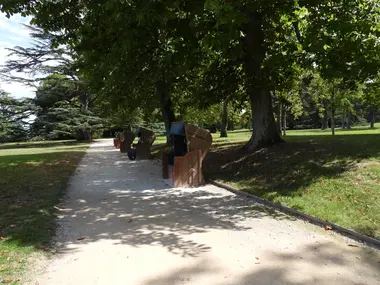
[0,25,103,140]
[31,74,103,140]
[3,1,380,148]
[0,89,34,142]
[301,0,380,133]
[363,76,380,128]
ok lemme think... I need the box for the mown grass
[0,141,89,284]
[202,125,380,240]
[153,125,380,240]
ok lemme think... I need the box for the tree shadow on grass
[3,141,379,284]
[0,149,88,250]
[0,141,294,256]
[204,134,380,200]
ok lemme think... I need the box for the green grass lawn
[202,125,380,240]
[155,125,380,240]
[0,141,89,284]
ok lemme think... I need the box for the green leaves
[0,91,33,142]
[2,0,380,143]
[301,0,380,81]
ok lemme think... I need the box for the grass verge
[0,141,89,284]
[203,126,380,240]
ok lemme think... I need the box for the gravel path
[34,140,380,285]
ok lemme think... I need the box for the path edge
[210,180,380,250]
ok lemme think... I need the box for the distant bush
[29,136,46,142]
[353,116,369,127]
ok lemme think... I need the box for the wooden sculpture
[134,127,156,159]
[162,123,212,187]
[119,131,136,154]
[114,137,120,149]
[113,132,121,149]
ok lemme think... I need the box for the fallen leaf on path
[2,280,12,284]
[128,219,133,223]
[40,245,48,249]
[77,236,86,241]
[324,225,333,231]
[255,262,260,264]
[348,244,359,248]
[255,257,260,260]
[224,276,230,279]
[338,196,342,201]
[14,279,20,283]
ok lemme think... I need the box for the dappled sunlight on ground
[204,132,380,239]
[36,140,380,285]
[0,140,90,282]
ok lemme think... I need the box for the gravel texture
[33,140,380,285]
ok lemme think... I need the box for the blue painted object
[169,123,185,136]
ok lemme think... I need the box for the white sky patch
[0,13,35,99]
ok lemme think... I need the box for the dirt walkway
[34,140,380,285]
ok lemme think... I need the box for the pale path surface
[33,140,380,285]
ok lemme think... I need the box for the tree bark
[156,80,176,144]
[331,90,336,136]
[370,105,375,128]
[342,112,346,129]
[346,114,351,129]
[331,111,335,135]
[276,102,282,135]
[283,108,287,136]
[78,91,92,141]
[242,13,283,149]
[321,100,328,130]
[220,100,228,138]
[77,130,92,141]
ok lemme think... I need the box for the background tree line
[0,0,379,146]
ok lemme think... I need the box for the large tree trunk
[283,108,287,137]
[242,13,283,150]
[331,89,335,135]
[342,112,346,129]
[77,130,92,141]
[321,100,328,130]
[276,102,282,135]
[370,105,376,128]
[77,91,92,141]
[156,80,176,145]
[331,111,335,135]
[220,100,228,138]
[346,114,351,129]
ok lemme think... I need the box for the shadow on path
[45,141,380,285]
[54,142,293,258]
